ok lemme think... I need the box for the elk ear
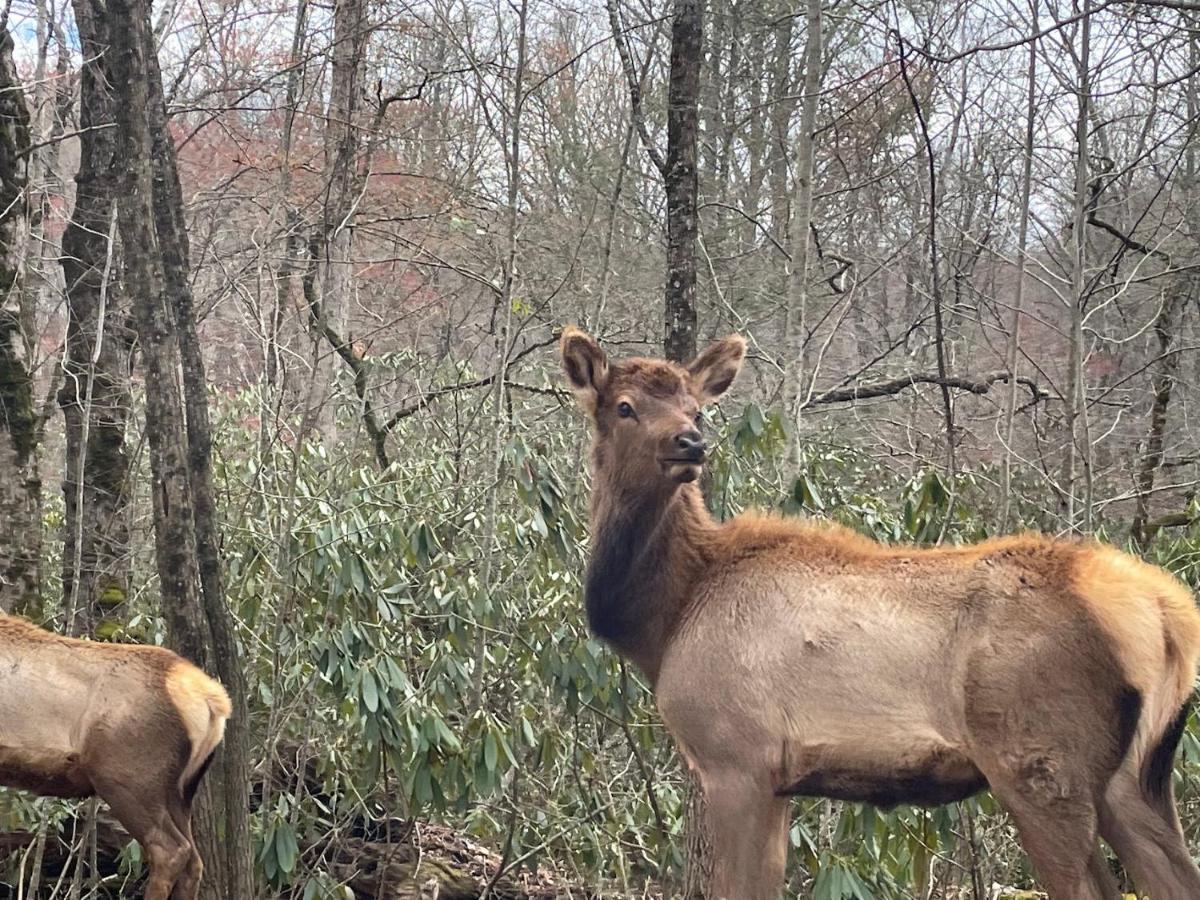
[560,326,609,411]
[687,335,746,404]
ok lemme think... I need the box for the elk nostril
[675,430,705,454]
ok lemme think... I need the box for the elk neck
[584,467,717,682]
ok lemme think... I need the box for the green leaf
[361,669,379,713]
[484,730,498,772]
[747,402,765,436]
[274,822,299,875]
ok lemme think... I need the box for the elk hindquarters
[963,609,1144,801]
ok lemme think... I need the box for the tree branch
[805,371,1048,407]
[381,335,560,432]
[1086,213,1171,263]
[605,0,666,176]
[302,232,391,470]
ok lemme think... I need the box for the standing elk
[0,613,230,900]
[560,325,1200,900]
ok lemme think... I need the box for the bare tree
[663,0,702,362]
[782,0,824,473]
[0,25,39,616]
[999,1,1039,531]
[60,0,134,635]
[1064,0,1095,530]
[102,0,255,894]
[309,0,371,442]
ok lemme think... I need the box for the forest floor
[0,817,656,899]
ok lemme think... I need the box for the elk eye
[617,401,635,419]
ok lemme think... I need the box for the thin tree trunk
[782,0,823,475]
[1064,0,1094,531]
[1131,15,1197,549]
[999,1,1038,531]
[61,0,133,636]
[663,0,702,363]
[0,26,40,616]
[1131,285,1189,550]
[144,13,256,897]
[899,37,955,481]
[262,0,310,459]
[311,0,369,444]
[661,0,706,890]
[766,11,796,247]
[471,0,528,712]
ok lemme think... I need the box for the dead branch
[605,0,666,176]
[1086,213,1172,263]
[805,371,1048,407]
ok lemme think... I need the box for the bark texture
[0,27,40,615]
[663,0,702,363]
[1131,282,1191,550]
[60,0,134,635]
[310,0,370,442]
[103,2,255,895]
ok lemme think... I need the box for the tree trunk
[0,26,41,616]
[782,0,823,474]
[144,25,257,900]
[1131,283,1189,550]
[1131,18,1197,548]
[310,0,369,443]
[663,0,702,363]
[1064,0,1094,530]
[999,1,1038,532]
[765,10,795,279]
[661,1,708,891]
[103,2,255,895]
[60,0,134,636]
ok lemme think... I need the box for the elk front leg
[700,769,790,900]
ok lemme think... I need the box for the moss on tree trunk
[0,27,41,614]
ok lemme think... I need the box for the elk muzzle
[660,429,706,482]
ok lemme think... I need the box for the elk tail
[166,662,233,803]
[1142,700,1190,815]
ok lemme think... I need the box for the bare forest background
[2,0,1200,897]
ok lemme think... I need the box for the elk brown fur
[560,325,1200,900]
[0,614,230,900]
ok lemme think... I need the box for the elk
[560,326,1200,900]
[0,613,230,900]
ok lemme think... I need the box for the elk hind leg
[700,768,790,900]
[95,778,191,900]
[167,801,203,900]
[1098,767,1200,898]
[986,772,1120,900]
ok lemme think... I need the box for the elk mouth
[659,456,704,483]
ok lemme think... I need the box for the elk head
[560,327,746,490]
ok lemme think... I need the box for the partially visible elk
[560,326,1200,900]
[0,614,230,900]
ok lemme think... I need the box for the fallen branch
[805,371,1048,407]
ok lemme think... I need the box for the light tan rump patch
[164,662,231,793]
